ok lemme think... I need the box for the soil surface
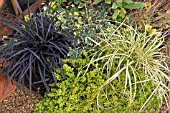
[0,4,13,20]
[0,88,41,113]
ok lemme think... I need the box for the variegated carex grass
[83,21,170,112]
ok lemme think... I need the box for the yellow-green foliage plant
[35,50,162,112]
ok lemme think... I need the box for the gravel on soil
[0,4,13,20]
[0,88,41,113]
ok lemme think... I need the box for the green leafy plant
[0,8,75,93]
[93,0,144,19]
[49,3,111,59]
[35,50,162,112]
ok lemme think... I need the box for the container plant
[0,0,45,101]
[0,7,75,94]
[0,73,16,101]
[0,56,16,101]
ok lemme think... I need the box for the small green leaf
[117,0,122,2]
[78,3,85,8]
[105,0,111,4]
[117,0,122,7]
[93,0,102,4]
[112,9,119,20]
[124,0,133,3]
[112,3,118,9]
[124,2,144,9]
[74,0,80,4]
[120,8,125,18]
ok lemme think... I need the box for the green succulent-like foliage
[35,50,161,113]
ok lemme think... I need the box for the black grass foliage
[0,8,75,93]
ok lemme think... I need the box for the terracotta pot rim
[0,74,16,101]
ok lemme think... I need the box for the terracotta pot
[0,58,16,100]
[0,0,3,8]
[0,73,16,101]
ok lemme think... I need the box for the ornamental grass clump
[0,8,75,93]
[86,21,170,112]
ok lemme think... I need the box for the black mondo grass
[0,8,75,93]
